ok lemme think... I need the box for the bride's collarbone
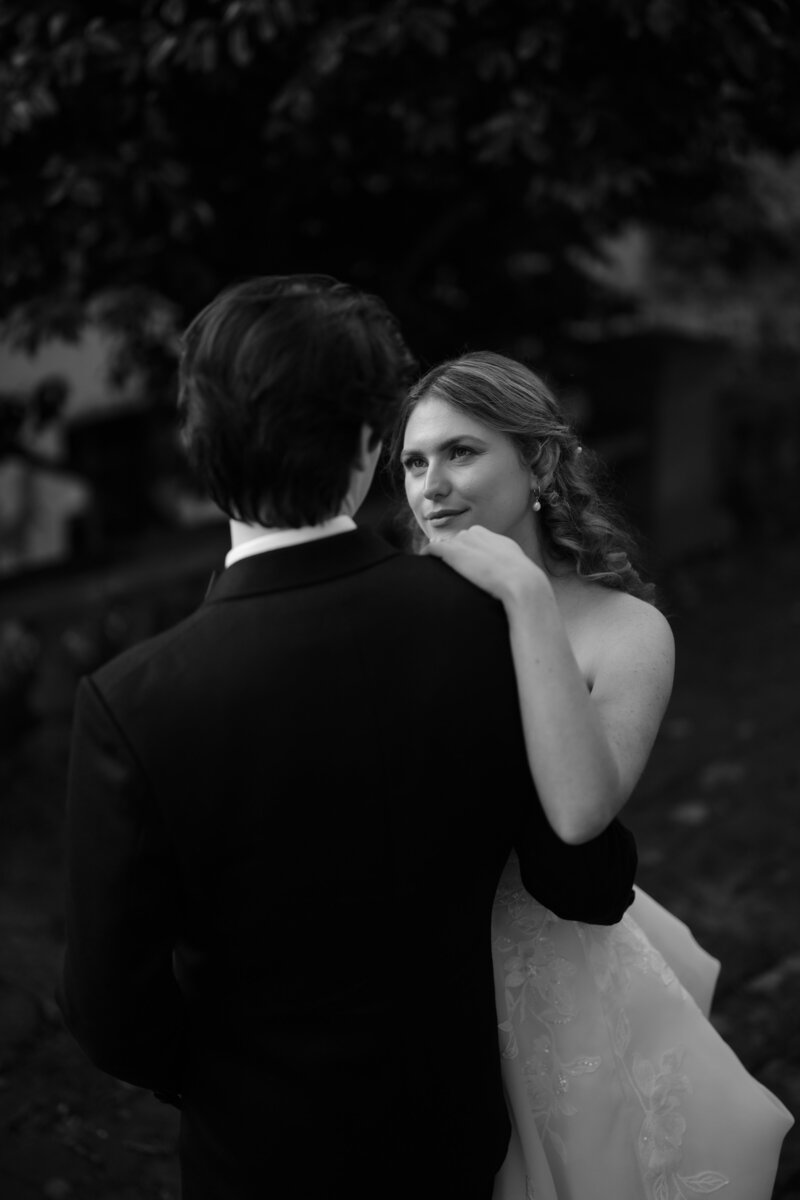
[551,571,610,631]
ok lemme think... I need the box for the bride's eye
[451,445,475,460]
[402,455,425,472]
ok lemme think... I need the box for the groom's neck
[229,514,350,547]
[229,519,284,548]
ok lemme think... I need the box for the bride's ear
[528,441,560,493]
[528,465,541,493]
[528,457,554,494]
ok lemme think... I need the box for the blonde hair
[391,350,656,604]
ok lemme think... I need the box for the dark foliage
[1,0,799,361]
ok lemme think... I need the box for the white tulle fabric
[492,855,793,1200]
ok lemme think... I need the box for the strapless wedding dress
[492,854,793,1200]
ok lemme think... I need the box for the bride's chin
[425,527,460,540]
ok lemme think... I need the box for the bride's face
[401,395,536,543]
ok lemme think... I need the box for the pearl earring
[531,486,542,513]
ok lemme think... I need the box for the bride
[394,351,793,1200]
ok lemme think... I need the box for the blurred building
[0,321,220,580]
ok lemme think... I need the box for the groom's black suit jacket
[60,529,636,1199]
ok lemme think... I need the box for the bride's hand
[421,525,548,606]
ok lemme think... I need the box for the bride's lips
[426,509,467,527]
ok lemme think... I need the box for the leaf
[407,9,452,57]
[54,41,86,87]
[221,0,245,21]
[48,12,69,42]
[614,1010,631,1057]
[273,0,298,29]
[538,1008,572,1024]
[563,1055,600,1076]
[228,24,252,67]
[256,8,277,42]
[660,1046,685,1074]
[679,1171,730,1193]
[147,34,178,72]
[86,29,122,55]
[646,0,680,40]
[517,29,543,61]
[161,0,186,26]
[741,8,779,45]
[497,1020,518,1059]
[476,47,516,83]
[199,33,218,73]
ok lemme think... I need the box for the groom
[60,275,637,1199]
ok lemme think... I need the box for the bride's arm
[505,568,674,844]
[424,526,675,845]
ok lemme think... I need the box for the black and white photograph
[0,2,798,1197]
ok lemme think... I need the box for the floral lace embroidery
[634,1047,728,1198]
[494,873,600,1166]
[493,858,730,1197]
[575,912,734,1195]
[589,911,682,997]
[578,918,729,1198]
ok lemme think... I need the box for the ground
[0,531,798,1198]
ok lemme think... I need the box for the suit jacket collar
[205,527,402,603]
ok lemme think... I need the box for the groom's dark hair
[178,274,417,528]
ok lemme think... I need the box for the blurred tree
[1,0,798,366]
[574,152,800,346]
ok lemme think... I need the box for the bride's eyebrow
[401,435,487,461]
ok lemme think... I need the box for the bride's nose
[423,463,451,499]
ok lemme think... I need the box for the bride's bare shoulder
[554,572,674,667]
[555,570,663,622]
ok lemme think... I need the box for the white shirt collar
[224,515,357,569]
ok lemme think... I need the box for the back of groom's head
[178,274,417,528]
